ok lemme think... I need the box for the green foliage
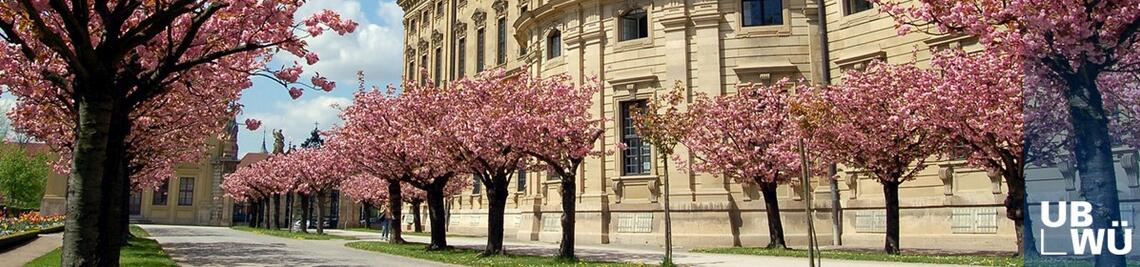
[25,225,176,267]
[0,145,50,209]
[691,247,1022,266]
[659,257,675,267]
[346,241,649,266]
[231,226,356,240]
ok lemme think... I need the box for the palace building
[397,0,1023,251]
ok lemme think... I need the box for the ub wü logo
[1040,201,1133,256]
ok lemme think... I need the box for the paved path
[326,230,980,267]
[139,225,455,267]
[0,232,62,266]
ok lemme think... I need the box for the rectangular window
[457,38,466,78]
[152,180,169,205]
[436,2,445,16]
[421,54,429,85]
[547,32,562,59]
[409,61,416,81]
[546,166,560,181]
[517,170,527,192]
[476,28,486,73]
[434,47,442,83]
[741,0,783,27]
[472,174,482,194]
[621,101,652,175]
[178,177,194,206]
[844,0,872,15]
[497,17,507,65]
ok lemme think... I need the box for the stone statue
[272,129,285,154]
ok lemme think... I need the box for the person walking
[380,205,392,240]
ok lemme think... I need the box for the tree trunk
[274,194,282,229]
[426,180,450,250]
[300,194,311,233]
[316,191,326,235]
[100,109,130,266]
[482,176,509,256]
[411,200,423,233]
[883,181,901,254]
[759,181,786,249]
[285,193,294,230]
[558,173,577,260]
[248,201,257,227]
[264,201,272,229]
[387,181,405,243]
[1063,70,1125,266]
[662,158,674,262]
[1021,192,1037,258]
[62,97,115,267]
[1004,171,1034,257]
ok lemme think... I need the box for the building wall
[40,134,238,226]
[397,0,1013,251]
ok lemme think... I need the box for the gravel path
[139,225,456,267]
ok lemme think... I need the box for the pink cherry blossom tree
[512,73,603,260]
[444,69,537,255]
[286,146,349,235]
[683,80,802,249]
[918,48,1039,254]
[873,0,1140,263]
[0,1,355,264]
[331,78,468,249]
[793,61,947,254]
[630,83,697,264]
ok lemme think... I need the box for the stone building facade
[40,123,241,226]
[397,0,1018,251]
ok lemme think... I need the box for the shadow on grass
[345,241,653,266]
[231,226,356,240]
[691,246,1021,266]
[24,225,176,267]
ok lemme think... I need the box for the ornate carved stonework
[457,0,466,9]
[454,21,468,38]
[418,39,429,52]
[405,45,416,57]
[431,30,443,44]
[472,9,487,27]
[493,0,508,16]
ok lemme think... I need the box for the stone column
[658,2,694,200]
[689,0,730,202]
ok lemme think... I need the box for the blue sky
[236,0,406,156]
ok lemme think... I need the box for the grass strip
[343,228,482,238]
[691,247,1021,266]
[231,226,356,240]
[346,241,650,266]
[25,225,176,267]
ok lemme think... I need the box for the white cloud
[243,95,350,150]
[278,0,406,89]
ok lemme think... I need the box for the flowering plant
[0,211,64,237]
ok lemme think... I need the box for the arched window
[547,30,562,59]
[620,9,648,41]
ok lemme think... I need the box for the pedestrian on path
[380,205,392,240]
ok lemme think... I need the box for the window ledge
[544,56,565,67]
[840,9,878,27]
[613,37,653,52]
[614,175,658,183]
[735,24,792,38]
[607,69,658,87]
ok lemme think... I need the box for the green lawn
[231,226,356,240]
[691,247,1021,266]
[344,228,482,238]
[346,241,649,266]
[24,225,176,267]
